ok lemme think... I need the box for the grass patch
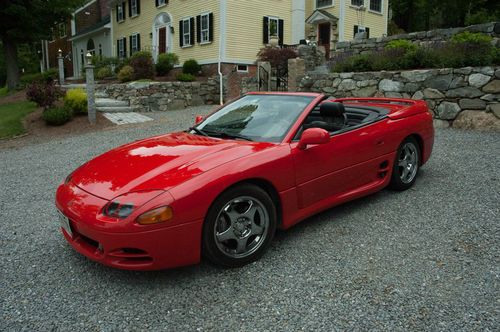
[0,101,37,139]
[0,86,8,97]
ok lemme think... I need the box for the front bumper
[56,182,203,271]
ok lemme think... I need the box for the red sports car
[56,92,434,270]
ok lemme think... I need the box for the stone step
[95,91,109,98]
[96,98,129,107]
[97,106,133,113]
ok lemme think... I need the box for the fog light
[136,206,173,225]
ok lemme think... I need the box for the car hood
[70,132,273,200]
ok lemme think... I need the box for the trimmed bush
[19,68,58,87]
[385,39,417,52]
[129,51,155,80]
[42,106,72,126]
[96,66,112,80]
[176,73,196,82]
[64,89,87,115]
[118,65,134,82]
[42,68,58,83]
[257,47,298,68]
[156,53,179,76]
[26,81,62,109]
[182,59,201,75]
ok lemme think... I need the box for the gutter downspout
[218,0,227,105]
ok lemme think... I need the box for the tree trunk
[2,36,20,90]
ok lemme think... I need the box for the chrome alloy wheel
[214,196,270,259]
[398,142,419,184]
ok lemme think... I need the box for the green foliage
[0,86,8,97]
[386,39,417,52]
[64,88,87,115]
[19,68,58,87]
[182,59,201,75]
[42,106,73,126]
[465,8,500,26]
[451,31,493,44]
[0,101,37,139]
[96,66,112,80]
[176,73,196,82]
[117,65,134,82]
[26,81,62,109]
[156,53,179,76]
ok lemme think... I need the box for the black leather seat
[304,102,347,132]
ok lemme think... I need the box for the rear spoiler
[330,97,429,120]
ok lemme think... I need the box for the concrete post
[57,49,64,85]
[84,52,96,125]
[288,58,305,92]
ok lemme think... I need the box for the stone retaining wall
[297,66,500,130]
[335,22,500,56]
[96,78,223,112]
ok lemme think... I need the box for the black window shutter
[354,25,359,38]
[196,15,201,43]
[116,5,119,21]
[137,0,140,14]
[123,37,127,57]
[117,39,120,57]
[129,36,133,56]
[137,33,141,51]
[190,17,195,45]
[263,17,269,44]
[278,19,284,45]
[366,27,370,38]
[209,13,214,42]
[179,21,184,47]
[155,0,159,7]
[128,0,132,17]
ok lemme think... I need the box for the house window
[116,2,125,22]
[130,33,140,55]
[316,0,333,8]
[182,18,192,47]
[370,0,382,12]
[351,0,364,6]
[99,44,102,57]
[117,38,126,58]
[130,0,139,17]
[156,0,167,7]
[200,13,210,43]
[237,65,248,73]
[58,23,66,38]
[263,16,284,45]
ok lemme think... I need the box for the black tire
[389,136,420,191]
[202,184,277,267]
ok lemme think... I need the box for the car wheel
[202,184,277,267]
[389,137,420,191]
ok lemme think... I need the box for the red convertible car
[56,92,434,270]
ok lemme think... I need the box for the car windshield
[195,94,314,142]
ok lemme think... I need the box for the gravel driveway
[1,107,499,331]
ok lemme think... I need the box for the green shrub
[156,53,179,76]
[129,51,155,80]
[20,73,43,86]
[176,73,196,82]
[451,31,492,45]
[96,66,112,80]
[42,106,72,126]
[182,59,201,75]
[385,39,417,53]
[64,88,87,115]
[118,65,134,82]
[42,68,58,82]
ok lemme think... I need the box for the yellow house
[110,0,388,67]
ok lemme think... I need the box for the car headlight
[136,206,173,225]
[102,190,165,220]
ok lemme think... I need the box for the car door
[291,120,390,209]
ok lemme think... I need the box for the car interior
[296,99,390,138]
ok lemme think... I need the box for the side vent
[378,160,389,178]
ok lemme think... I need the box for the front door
[158,27,167,54]
[318,23,331,59]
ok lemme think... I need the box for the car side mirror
[195,115,204,125]
[298,128,330,150]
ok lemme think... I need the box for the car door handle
[376,140,384,146]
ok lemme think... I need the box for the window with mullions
[316,0,333,8]
[370,0,382,12]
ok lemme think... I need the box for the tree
[0,0,85,90]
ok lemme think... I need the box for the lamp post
[85,52,96,124]
[57,48,64,85]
